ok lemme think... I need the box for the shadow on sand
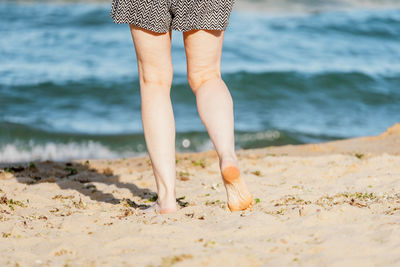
[0,159,158,210]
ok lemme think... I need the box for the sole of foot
[221,165,254,212]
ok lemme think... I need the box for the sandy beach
[1,123,399,266]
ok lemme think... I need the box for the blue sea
[0,1,399,162]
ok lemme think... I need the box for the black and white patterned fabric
[110,0,236,33]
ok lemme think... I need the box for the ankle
[156,193,177,210]
[219,152,238,170]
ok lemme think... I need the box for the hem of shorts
[172,24,229,32]
[110,13,230,33]
[110,14,170,33]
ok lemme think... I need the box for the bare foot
[140,201,178,215]
[221,164,254,212]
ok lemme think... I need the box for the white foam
[236,130,281,143]
[0,141,143,163]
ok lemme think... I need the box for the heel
[221,166,241,184]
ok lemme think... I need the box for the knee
[187,68,221,94]
[139,64,173,89]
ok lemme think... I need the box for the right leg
[129,25,177,213]
[183,29,253,211]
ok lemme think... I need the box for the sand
[1,124,399,267]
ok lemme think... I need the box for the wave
[235,0,400,13]
[0,122,326,163]
[0,132,341,163]
[0,141,144,163]
[259,10,400,40]
[1,70,398,139]
[1,4,399,88]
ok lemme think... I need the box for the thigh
[129,25,173,85]
[183,30,225,90]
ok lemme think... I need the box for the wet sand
[1,124,399,266]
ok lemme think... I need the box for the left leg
[129,25,177,213]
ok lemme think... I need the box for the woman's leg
[183,29,253,211]
[129,25,177,213]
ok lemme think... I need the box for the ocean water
[0,1,399,162]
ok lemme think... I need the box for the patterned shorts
[110,0,236,33]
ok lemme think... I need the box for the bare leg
[129,25,177,214]
[183,29,253,211]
